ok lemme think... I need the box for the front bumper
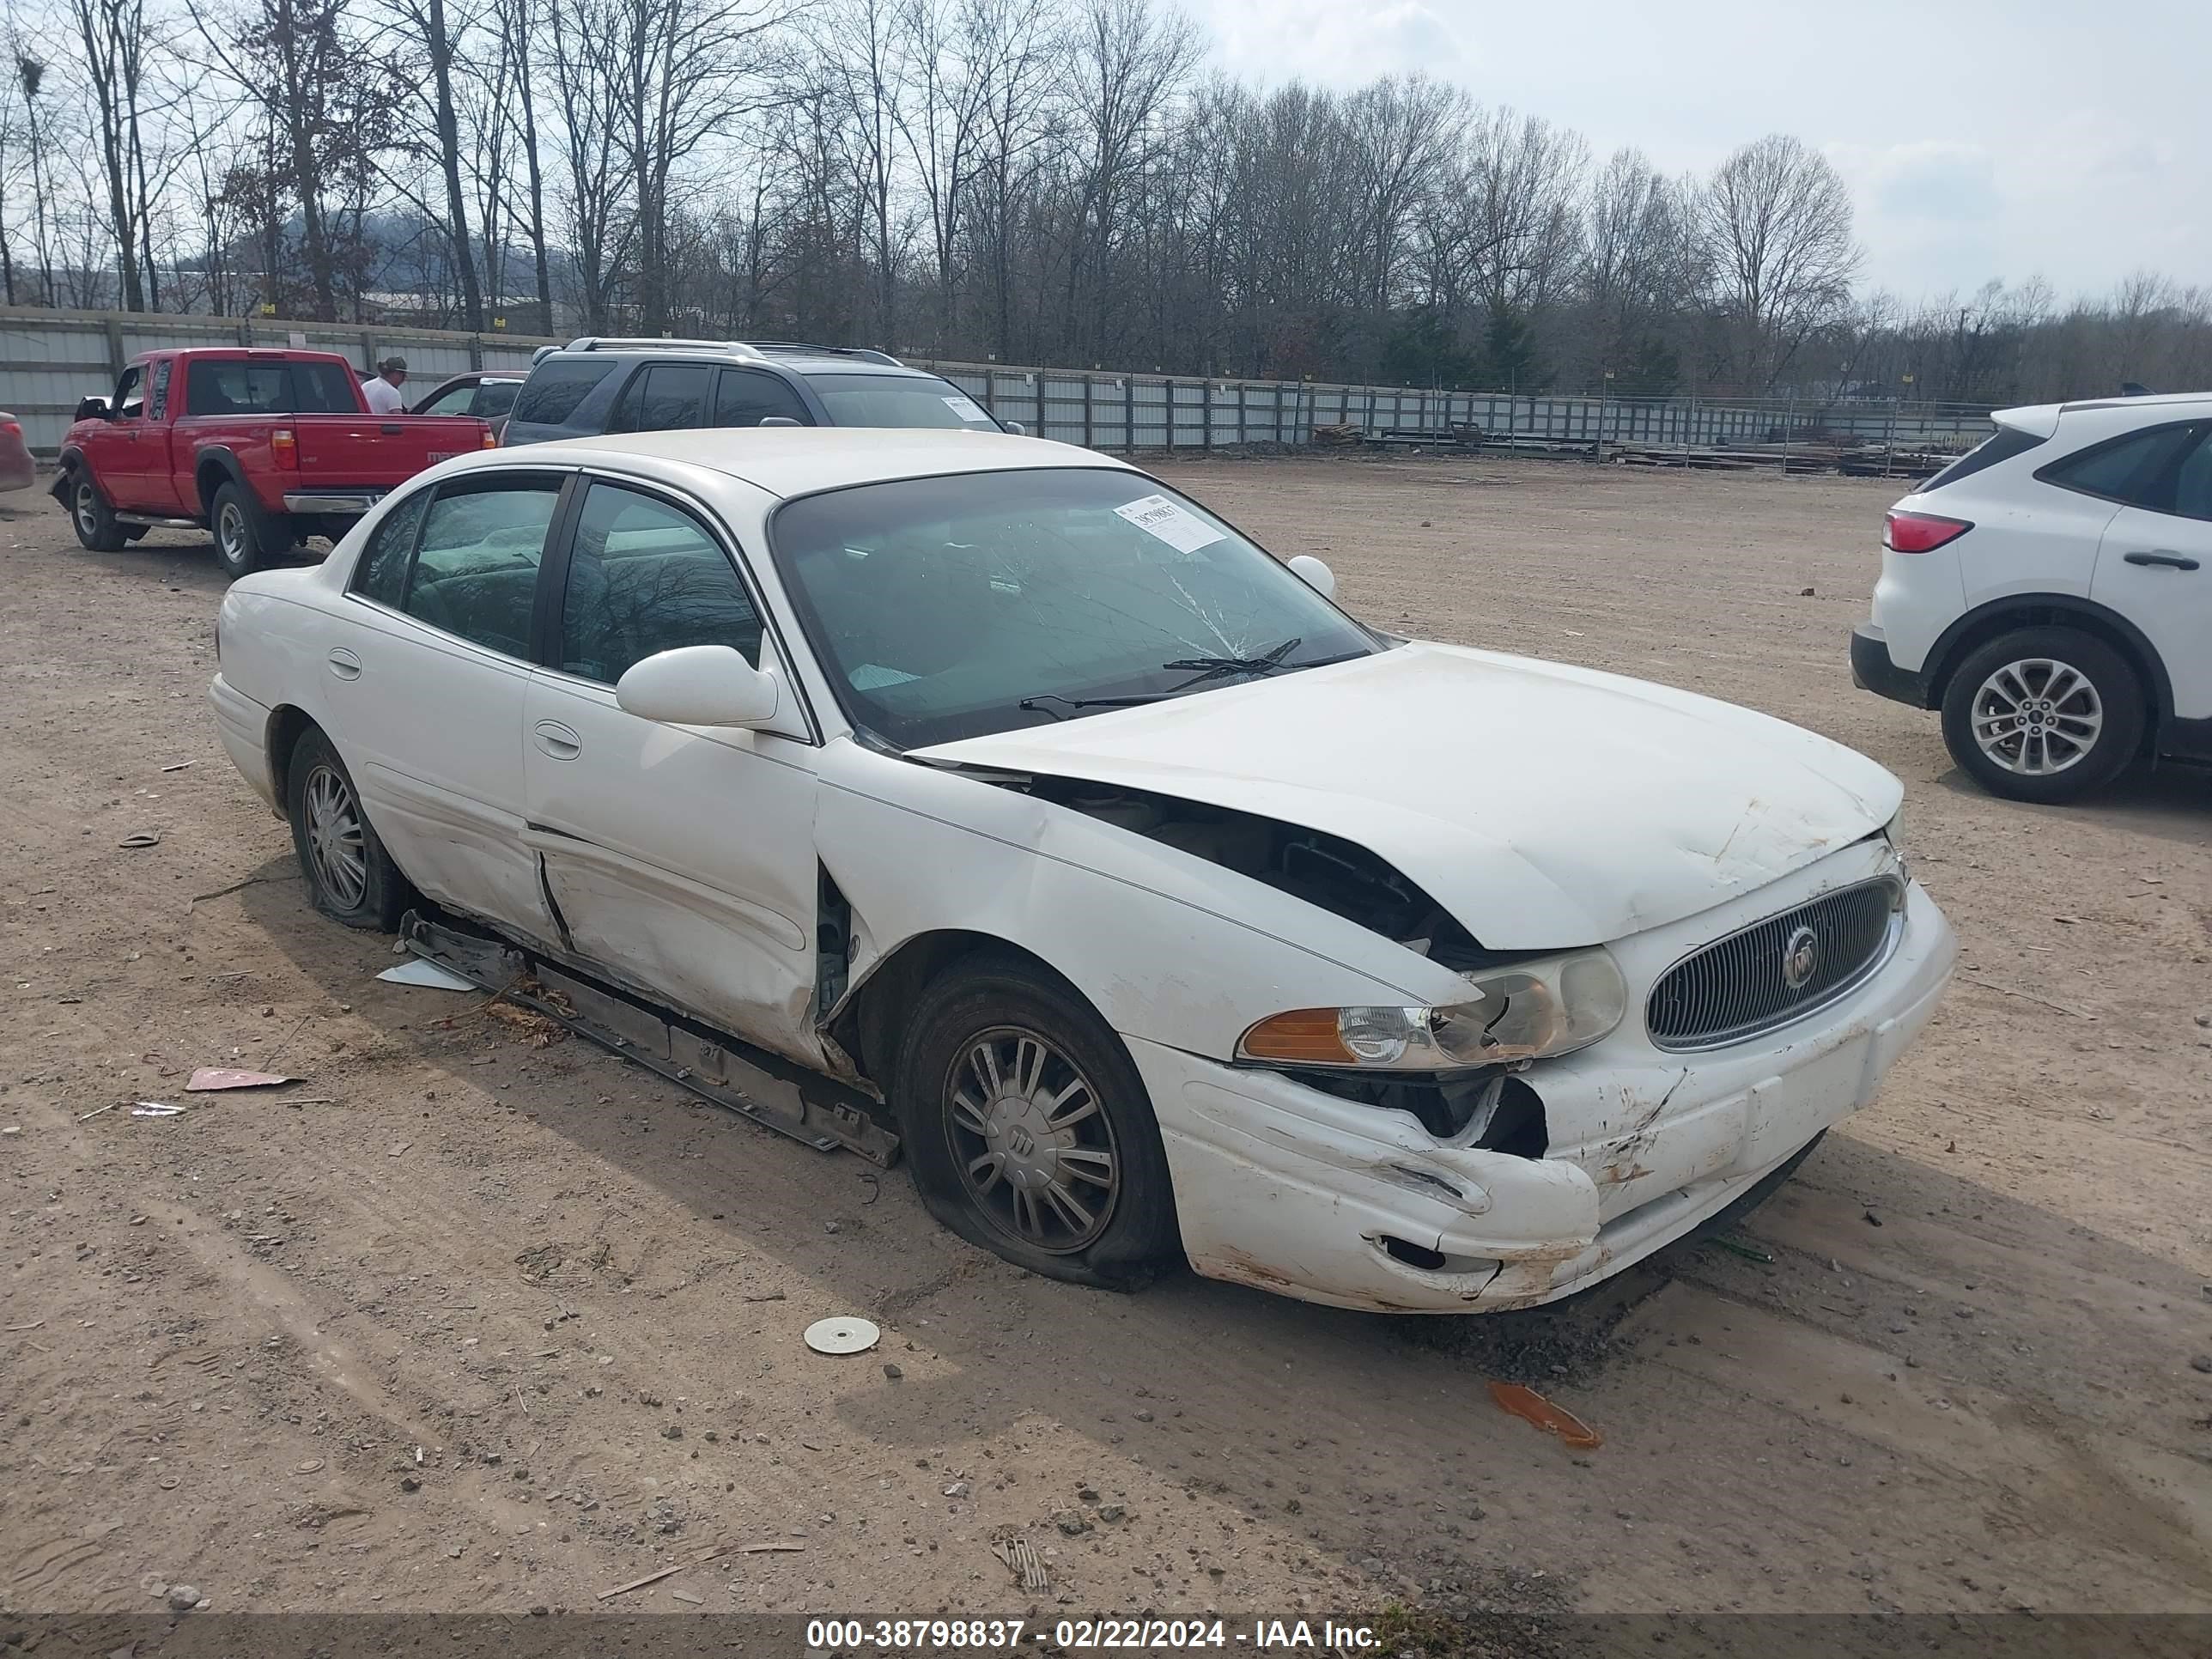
[1135,855,1956,1314]
[1851,623,1933,708]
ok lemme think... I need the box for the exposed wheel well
[265,705,317,809]
[1925,599,2170,748]
[827,927,1096,1093]
[195,461,235,518]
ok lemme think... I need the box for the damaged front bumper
[1135,854,1955,1314]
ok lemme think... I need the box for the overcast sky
[1187,0,2206,305]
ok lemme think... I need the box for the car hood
[910,641,1902,950]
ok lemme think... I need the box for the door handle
[380,423,403,435]
[327,647,362,680]
[2124,550,2201,571]
[532,720,582,759]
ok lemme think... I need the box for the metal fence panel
[0,306,1998,459]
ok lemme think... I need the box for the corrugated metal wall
[0,306,1992,458]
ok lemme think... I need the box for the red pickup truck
[52,348,495,577]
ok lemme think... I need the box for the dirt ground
[3,453,2209,1632]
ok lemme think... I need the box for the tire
[211,481,276,579]
[1940,626,2144,804]
[284,727,409,930]
[68,470,127,551]
[893,952,1180,1290]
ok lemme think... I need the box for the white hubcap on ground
[1970,657,2103,776]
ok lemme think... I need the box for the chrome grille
[1646,876,1904,1052]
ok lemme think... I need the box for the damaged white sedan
[210,429,1955,1312]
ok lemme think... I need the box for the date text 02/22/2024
[803,1619,1380,1650]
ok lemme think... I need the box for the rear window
[181,358,358,416]
[476,380,521,418]
[291,362,359,413]
[2036,423,2200,511]
[185,361,289,416]
[511,357,618,428]
[1919,426,2045,492]
[803,372,999,429]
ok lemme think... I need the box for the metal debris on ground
[1486,1380,1602,1450]
[375,959,477,991]
[161,761,195,772]
[118,833,161,848]
[185,1068,295,1092]
[1710,1235,1775,1265]
[991,1535,1049,1593]
[131,1102,185,1117]
[740,1541,805,1554]
[805,1316,880,1355]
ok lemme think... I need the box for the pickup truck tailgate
[289,414,489,488]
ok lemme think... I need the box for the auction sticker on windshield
[1114,493,1225,554]
[941,394,992,422]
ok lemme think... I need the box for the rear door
[335,471,573,938]
[605,362,714,435]
[2087,422,2212,720]
[520,475,822,1057]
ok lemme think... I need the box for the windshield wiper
[1159,636,1302,686]
[1018,638,1340,721]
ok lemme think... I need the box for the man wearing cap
[362,356,409,414]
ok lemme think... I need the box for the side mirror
[76,396,110,422]
[1003,420,1026,436]
[615,645,779,728]
[1288,554,1336,599]
[758,415,804,428]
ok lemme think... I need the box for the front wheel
[284,727,409,930]
[69,471,126,552]
[893,954,1180,1290]
[1940,626,2144,804]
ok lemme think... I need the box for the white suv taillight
[1884,509,1972,553]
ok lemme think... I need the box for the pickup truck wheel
[69,471,127,552]
[284,727,408,930]
[1940,627,2144,804]
[894,954,1179,1291]
[211,482,272,579]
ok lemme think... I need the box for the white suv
[1852,392,2212,801]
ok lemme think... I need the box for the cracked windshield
[769,467,1379,747]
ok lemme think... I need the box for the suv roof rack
[556,336,775,364]
[741,340,905,368]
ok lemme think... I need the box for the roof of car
[491,428,1131,500]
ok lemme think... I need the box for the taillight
[0,420,21,440]
[1883,509,1972,553]
[481,429,498,449]
[271,428,299,469]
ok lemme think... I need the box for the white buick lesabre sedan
[210,430,1955,1313]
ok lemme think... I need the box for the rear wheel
[211,482,278,579]
[69,471,126,552]
[1940,626,2143,804]
[894,954,1179,1290]
[284,727,409,930]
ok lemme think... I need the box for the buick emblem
[1782,926,1821,991]
[1007,1124,1036,1158]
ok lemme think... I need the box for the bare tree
[1055,0,1197,362]
[379,0,485,327]
[1698,132,1859,392]
[68,0,159,307]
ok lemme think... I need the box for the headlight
[1237,950,1627,1071]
